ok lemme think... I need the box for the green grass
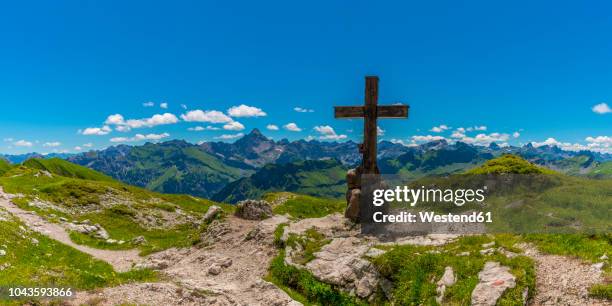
[266,193,345,219]
[285,228,331,265]
[589,284,612,299]
[0,215,157,302]
[23,158,114,182]
[373,235,535,305]
[0,159,11,176]
[468,154,555,175]
[268,250,365,306]
[0,160,231,256]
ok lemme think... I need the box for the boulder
[203,205,222,222]
[132,236,147,245]
[436,266,456,303]
[471,262,516,306]
[234,200,272,220]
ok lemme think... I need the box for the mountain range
[2,129,611,202]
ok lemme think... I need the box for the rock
[81,219,91,225]
[220,258,233,268]
[106,239,117,244]
[132,236,147,245]
[600,254,608,260]
[234,200,272,220]
[303,237,380,298]
[94,228,110,240]
[118,240,125,245]
[458,251,470,256]
[202,205,222,222]
[482,241,495,248]
[436,266,456,304]
[379,278,394,300]
[364,248,386,258]
[471,262,516,306]
[208,264,222,275]
[0,250,5,256]
[480,248,495,255]
[591,262,605,270]
[345,188,361,222]
[31,238,39,245]
[136,259,168,270]
[59,217,67,222]
[49,214,56,218]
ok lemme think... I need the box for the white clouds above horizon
[284,123,302,132]
[294,107,314,113]
[103,113,178,131]
[223,121,245,131]
[314,125,347,140]
[266,124,279,131]
[227,104,266,117]
[143,101,154,107]
[14,140,33,147]
[181,110,233,123]
[214,133,244,140]
[110,133,170,143]
[188,126,220,131]
[592,102,611,114]
[160,102,168,109]
[81,125,112,136]
[43,142,61,147]
[430,124,449,133]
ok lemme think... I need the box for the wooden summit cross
[334,76,409,174]
[335,76,409,222]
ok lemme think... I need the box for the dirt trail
[0,187,142,272]
[73,215,301,306]
[521,244,609,306]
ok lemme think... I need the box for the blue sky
[1,0,611,154]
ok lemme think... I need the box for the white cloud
[81,125,112,136]
[227,104,266,117]
[294,107,314,113]
[143,101,154,107]
[181,104,187,109]
[592,102,611,114]
[305,135,315,141]
[43,142,61,147]
[451,131,466,138]
[460,133,509,145]
[3,138,14,142]
[74,146,83,151]
[160,102,168,109]
[83,143,93,148]
[314,125,347,140]
[513,131,521,138]
[430,125,449,133]
[474,126,487,131]
[215,133,244,140]
[585,136,612,144]
[223,121,245,131]
[181,110,233,123]
[284,123,302,132]
[390,139,419,147]
[377,126,385,136]
[104,113,178,131]
[110,133,170,143]
[14,140,33,147]
[411,135,446,143]
[188,125,221,131]
[267,124,279,131]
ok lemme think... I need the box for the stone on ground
[471,261,516,306]
[235,200,273,220]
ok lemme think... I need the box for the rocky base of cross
[345,167,362,222]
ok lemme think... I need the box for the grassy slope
[265,192,345,219]
[0,159,10,176]
[0,162,231,255]
[0,214,156,304]
[23,158,114,182]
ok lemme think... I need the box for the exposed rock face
[436,266,456,303]
[302,237,380,299]
[202,205,221,222]
[234,200,272,220]
[471,262,516,306]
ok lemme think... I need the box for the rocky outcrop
[234,200,272,220]
[471,262,516,306]
[202,205,221,222]
[436,266,456,303]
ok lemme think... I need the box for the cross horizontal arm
[334,104,409,118]
[334,106,364,118]
[377,105,409,118]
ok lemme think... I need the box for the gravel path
[521,244,609,306]
[0,187,143,272]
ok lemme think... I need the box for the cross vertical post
[364,76,379,174]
